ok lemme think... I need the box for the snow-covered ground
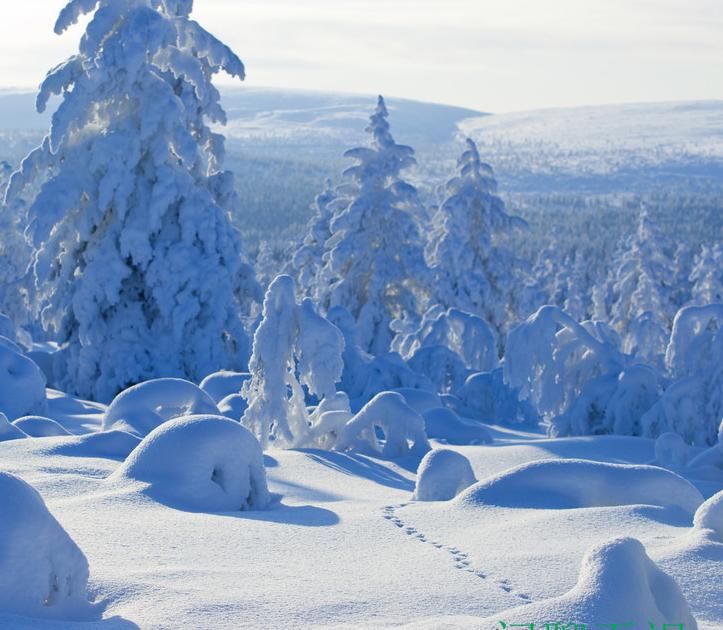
[1,395,720,629]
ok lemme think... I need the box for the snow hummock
[12,416,71,438]
[103,378,220,437]
[0,472,90,619]
[199,371,251,405]
[0,336,47,420]
[693,490,723,543]
[413,449,477,501]
[336,391,431,459]
[112,414,270,512]
[654,431,690,467]
[456,458,704,515]
[0,412,29,442]
[479,537,698,630]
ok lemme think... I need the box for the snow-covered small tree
[426,139,528,341]
[689,244,723,306]
[241,275,345,449]
[609,208,674,367]
[291,179,339,297]
[5,0,260,401]
[316,96,430,356]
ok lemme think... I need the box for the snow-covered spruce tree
[689,243,723,306]
[316,96,429,356]
[426,139,527,342]
[291,179,339,298]
[241,275,345,449]
[4,0,260,401]
[609,208,674,368]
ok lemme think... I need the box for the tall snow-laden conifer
[5,0,259,401]
[426,138,527,340]
[316,96,429,355]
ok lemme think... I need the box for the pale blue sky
[0,0,721,112]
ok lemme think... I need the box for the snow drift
[0,472,90,619]
[455,458,703,515]
[103,378,220,437]
[479,537,697,630]
[413,449,477,501]
[12,416,71,438]
[422,407,492,445]
[113,415,270,512]
[693,490,723,543]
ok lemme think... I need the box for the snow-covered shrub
[242,275,344,448]
[552,364,662,437]
[406,345,469,394]
[413,449,477,501]
[301,392,354,451]
[392,388,443,416]
[13,416,71,438]
[0,336,47,420]
[103,378,219,437]
[456,459,703,515]
[479,537,698,630]
[316,96,430,355]
[0,472,90,618]
[426,139,528,340]
[687,420,723,474]
[335,392,430,459]
[504,306,626,423]
[200,371,251,405]
[327,305,430,410]
[653,432,690,467]
[641,304,723,446]
[693,490,723,543]
[5,0,260,402]
[393,306,497,373]
[113,415,270,512]
[422,407,493,445]
[0,412,29,442]
[454,368,539,426]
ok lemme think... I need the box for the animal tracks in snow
[381,503,531,602]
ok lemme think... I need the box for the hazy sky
[0,0,721,112]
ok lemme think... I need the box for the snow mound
[422,407,492,445]
[199,371,250,404]
[336,392,431,459]
[0,472,90,619]
[653,431,689,467]
[479,537,697,630]
[392,388,443,415]
[693,491,723,543]
[103,378,220,437]
[688,419,723,474]
[0,337,47,420]
[49,430,141,460]
[413,449,477,501]
[113,415,270,512]
[456,458,703,515]
[12,416,71,438]
[217,393,248,420]
[0,412,29,442]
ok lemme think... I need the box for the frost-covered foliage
[641,304,723,446]
[4,0,260,402]
[103,378,219,437]
[242,275,345,448]
[689,243,723,306]
[413,449,477,501]
[479,537,698,630]
[393,306,497,373]
[0,472,90,619]
[505,306,627,424]
[316,96,430,355]
[291,179,339,297]
[426,139,528,340]
[453,368,539,426]
[0,336,47,420]
[113,414,270,512]
[609,209,674,367]
[335,391,430,459]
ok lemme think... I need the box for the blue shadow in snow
[299,449,415,492]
